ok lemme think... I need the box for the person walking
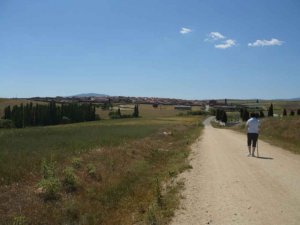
[246,112,260,157]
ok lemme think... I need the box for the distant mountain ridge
[289,97,300,101]
[272,97,300,101]
[70,93,109,98]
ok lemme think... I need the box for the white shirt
[246,117,260,134]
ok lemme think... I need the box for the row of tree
[282,108,300,116]
[3,102,97,128]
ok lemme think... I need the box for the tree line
[3,101,97,128]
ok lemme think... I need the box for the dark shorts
[247,133,259,147]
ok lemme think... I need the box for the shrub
[41,159,56,179]
[283,108,287,116]
[63,167,79,192]
[38,177,61,200]
[0,119,15,128]
[86,163,97,178]
[71,157,82,169]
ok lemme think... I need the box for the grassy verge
[0,116,204,224]
[229,116,300,154]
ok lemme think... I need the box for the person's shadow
[256,156,274,160]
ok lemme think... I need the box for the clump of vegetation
[63,167,79,192]
[86,163,97,179]
[41,159,56,179]
[71,157,82,169]
[38,159,61,200]
[38,177,61,200]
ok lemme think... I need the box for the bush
[0,119,15,128]
[87,163,97,178]
[41,159,56,179]
[71,157,82,169]
[38,177,61,200]
[63,167,79,192]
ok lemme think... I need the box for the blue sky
[0,0,299,99]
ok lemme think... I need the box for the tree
[225,99,227,105]
[4,106,11,119]
[283,108,287,116]
[241,108,249,121]
[297,109,300,116]
[117,108,121,117]
[221,111,227,124]
[216,109,221,121]
[133,104,139,118]
[259,110,265,118]
[268,104,274,117]
[290,110,295,116]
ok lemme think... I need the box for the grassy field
[0,99,204,225]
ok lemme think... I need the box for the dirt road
[171,117,300,225]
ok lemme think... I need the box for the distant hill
[70,93,109,98]
[289,98,300,101]
[272,97,300,101]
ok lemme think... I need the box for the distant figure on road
[246,113,260,157]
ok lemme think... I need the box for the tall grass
[260,116,300,153]
[0,120,160,185]
[0,114,204,224]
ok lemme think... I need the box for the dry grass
[0,98,204,224]
[230,116,300,154]
[0,122,203,224]
[259,116,300,153]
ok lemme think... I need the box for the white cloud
[207,32,225,41]
[180,27,192,34]
[215,39,236,49]
[248,38,283,47]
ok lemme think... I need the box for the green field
[0,99,204,224]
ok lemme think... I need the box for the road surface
[171,117,300,225]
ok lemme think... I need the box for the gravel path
[171,117,300,225]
